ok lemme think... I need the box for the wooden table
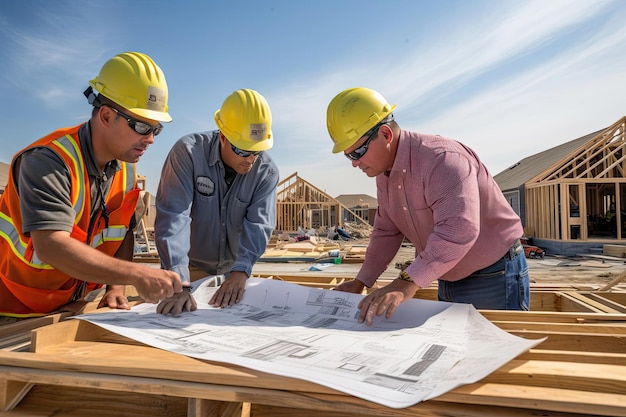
[1,310,625,417]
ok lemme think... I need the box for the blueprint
[76,277,544,408]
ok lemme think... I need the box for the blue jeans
[437,250,530,310]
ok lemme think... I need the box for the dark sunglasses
[345,125,381,161]
[105,105,163,136]
[231,143,262,158]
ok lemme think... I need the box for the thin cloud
[387,0,613,114]
[1,1,112,106]
[266,0,626,197]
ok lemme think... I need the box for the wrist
[355,279,367,287]
[229,270,248,279]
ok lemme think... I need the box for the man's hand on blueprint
[97,285,130,310]
[358,279,420,326]
[209,271,247,308]
[156,289,198,316]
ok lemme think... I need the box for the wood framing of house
[495,116,626,253]
[276,172,372,233]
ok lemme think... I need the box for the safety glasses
[105,105,163,136]
[345,125,380,161]
[231,143,262,158]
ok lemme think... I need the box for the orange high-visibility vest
[0,125,140,317]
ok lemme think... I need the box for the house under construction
[496,116,626,255]
[275,172,372,234]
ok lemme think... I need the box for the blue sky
[1,0,626,198]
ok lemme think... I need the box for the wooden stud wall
[275,172,371,233]
[524,118,626,241]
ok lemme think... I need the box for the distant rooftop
[335,193,378,209]
[494,128,604,191]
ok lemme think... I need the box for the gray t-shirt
[17,123,121,235]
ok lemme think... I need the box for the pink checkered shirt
[356,130,523,288]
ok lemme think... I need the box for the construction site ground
[251,240,626,289]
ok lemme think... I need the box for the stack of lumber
[258,237,342,263]
[258,241,369,264]
[341,245,367,263]
[603,244,626,258]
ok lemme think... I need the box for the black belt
[503,239,523,260]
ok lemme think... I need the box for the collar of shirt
[80,123,121,216]
[79,122,121,180]
[205,130,223,167]
[386,129,412,177]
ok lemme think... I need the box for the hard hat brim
[332,140,351,154]
[128,107,172,123]
[226,132,274,152]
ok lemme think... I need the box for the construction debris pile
[333,222,372,239]
[261,234,367,264]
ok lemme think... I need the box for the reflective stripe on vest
[0,212,53,269]
[53,134,86,222]
[91,225,128,248]
[118,157,136,197]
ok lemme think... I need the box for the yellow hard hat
[326,87,396,153]
[214,89,273,152]
[88,51,171,122]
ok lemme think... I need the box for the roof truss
[530,117,626,183]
